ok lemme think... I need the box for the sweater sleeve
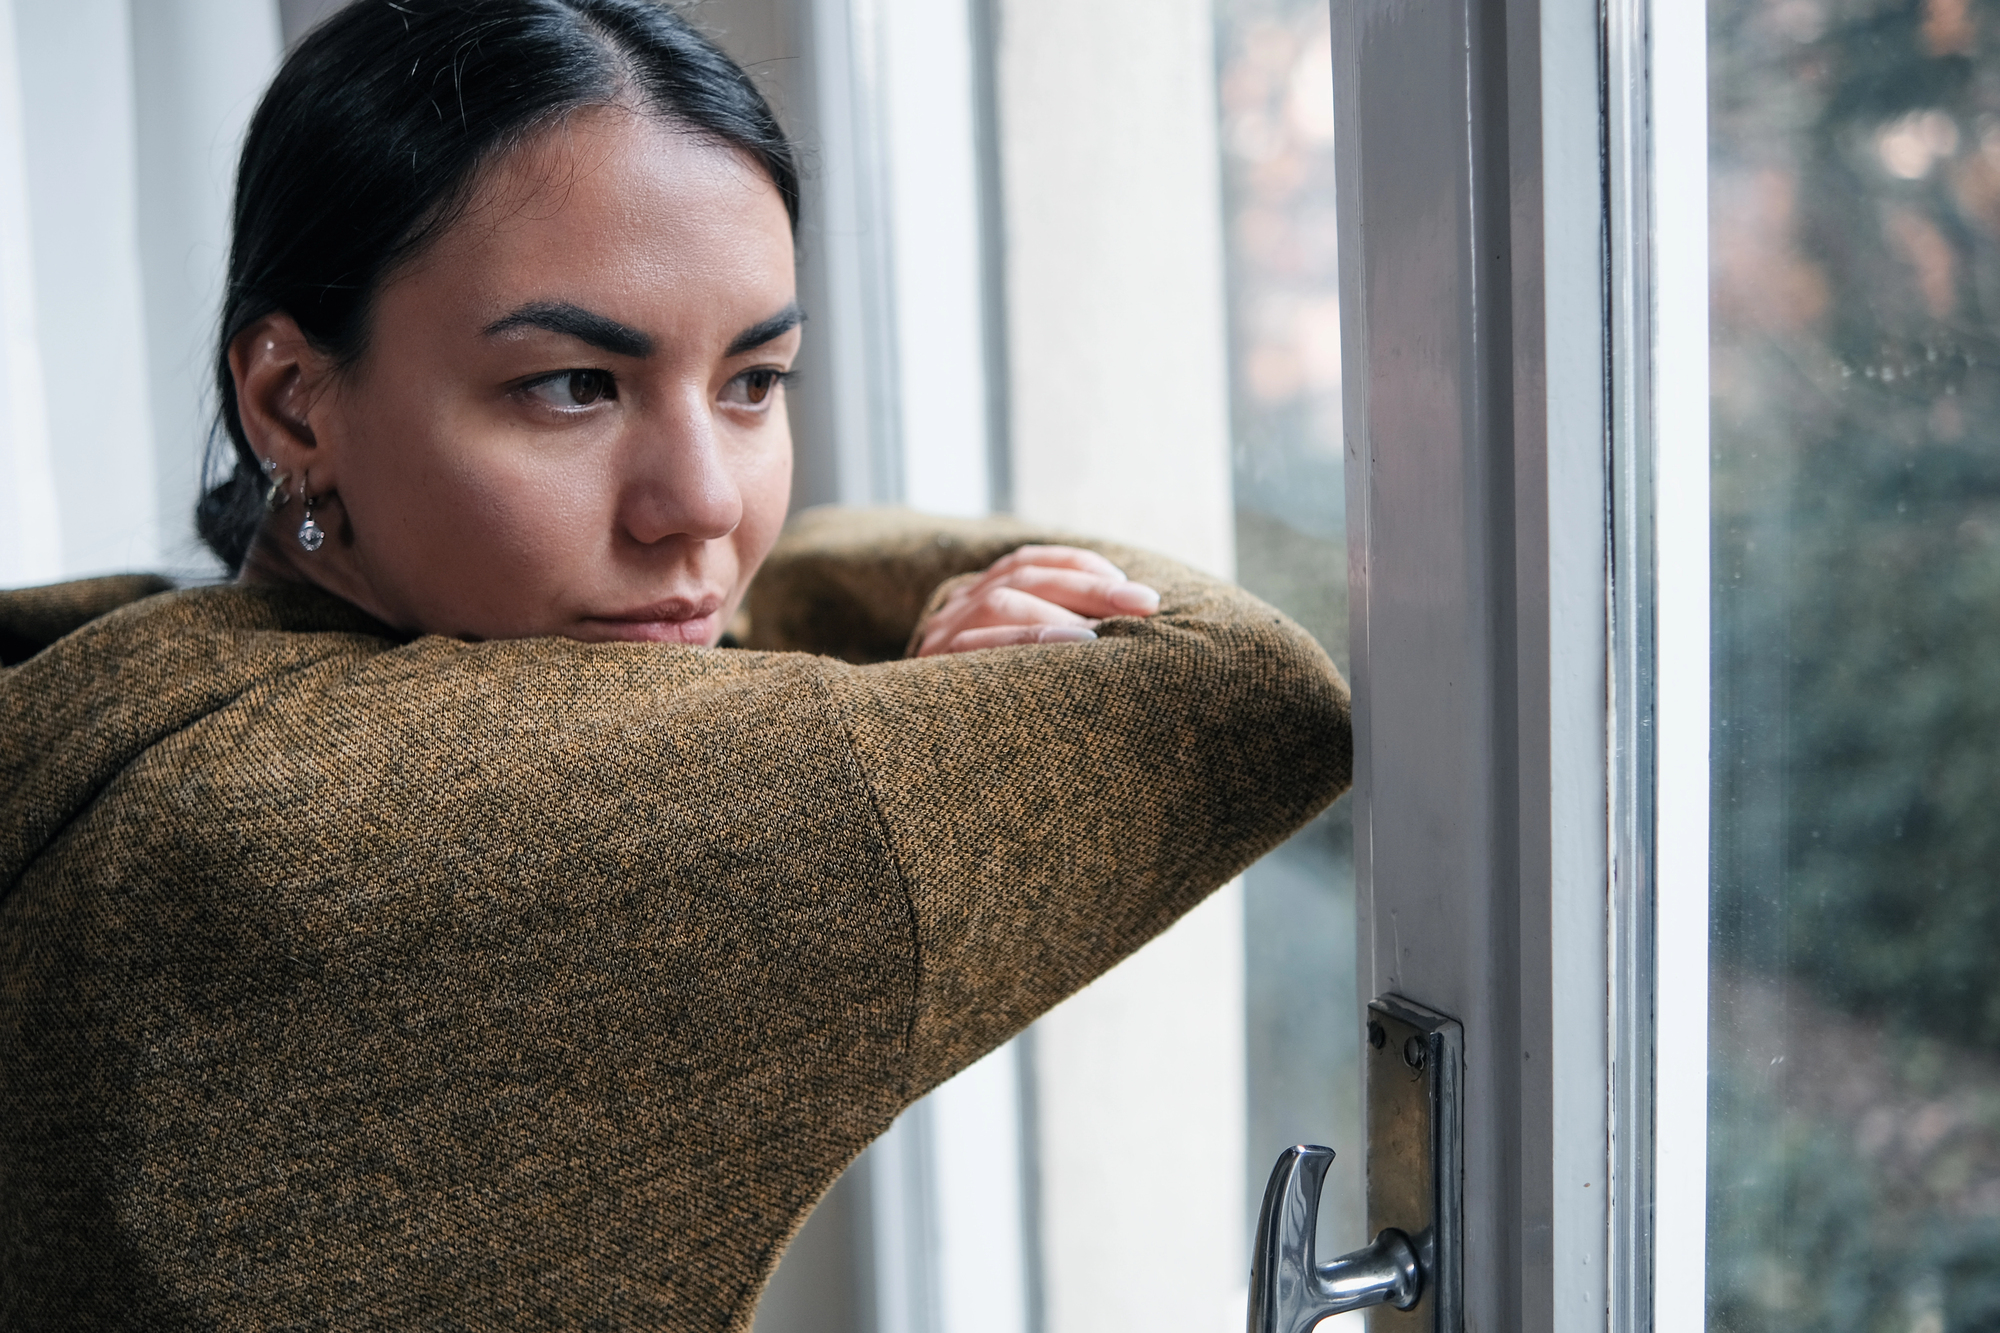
[776,511,1354,1095]
[0,574,174,666]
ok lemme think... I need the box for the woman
[0,1,1350,1328]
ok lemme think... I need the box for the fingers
[920,588,1096,656]
[911,544,1161,657]
[945,585,1095,633]
[918,586,1090,657]
[920,623,1099,657]
[951,548,1160,620]
[977,566,1161,619]
[981,545,1127,582]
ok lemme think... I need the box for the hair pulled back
[198,0,800,571]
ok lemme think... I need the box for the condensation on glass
[1213,0,1363,1270]
[1709,1,2000,1327]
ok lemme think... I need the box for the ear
[228,313,342,493]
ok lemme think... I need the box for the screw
[1403,1035,1427,1071]
[1367,1022,1387,1050]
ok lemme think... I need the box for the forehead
[397,105,795,318]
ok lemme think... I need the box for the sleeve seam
[808,661,924,1105]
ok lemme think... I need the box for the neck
[236,527,311,590]
[235,511,400,633]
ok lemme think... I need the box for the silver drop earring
[297,486,325,552]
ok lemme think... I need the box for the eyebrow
[482,302,653,358]
[726,302,805,357]
[480,300,805,361]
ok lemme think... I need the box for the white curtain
[0,0,280,587]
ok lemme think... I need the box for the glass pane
[1213,0,1364,1267]
[1709,1,2000,1327]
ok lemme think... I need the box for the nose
[617,387,743,547]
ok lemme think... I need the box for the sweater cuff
[903,571,983,658]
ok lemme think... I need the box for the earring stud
[260,458,291,513]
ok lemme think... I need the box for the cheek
[447,461,603,571]
[730,421,795,576]
[338,396,605,578]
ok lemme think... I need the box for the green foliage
[1708,1048,2000,1333]
[1712,0,2000,1049]
[1710,0,2000,1324]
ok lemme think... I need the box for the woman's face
[234,106,799,645]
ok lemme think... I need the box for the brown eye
[567,370,614,404]
[524,369,617,409]
[723,367,788,408]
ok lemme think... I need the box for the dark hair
[197,0,800,570]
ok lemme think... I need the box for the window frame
[1329,0,1672,1327]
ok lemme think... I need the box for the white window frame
[1610,0,1710,1327]
[1335,0,1708,1329]
[1643,5,1712,1328]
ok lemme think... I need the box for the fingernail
[1037,625,1098,644]
[1107,582,1161,615]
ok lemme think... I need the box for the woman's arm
[786,515,1353,1097]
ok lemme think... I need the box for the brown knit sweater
[0,508,1350,1331]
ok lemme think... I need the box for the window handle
[1247,1144,1422,1333]
[1250,996,1463,1333]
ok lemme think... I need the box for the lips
[581,594,726,645]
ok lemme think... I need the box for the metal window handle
[1249,995,1464,1333]
[1247,1145,1422,1333]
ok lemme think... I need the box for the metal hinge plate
[1366,994,1463,1333]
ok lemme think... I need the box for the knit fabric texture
[0,507,1352,1331]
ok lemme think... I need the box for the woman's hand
[914,545,1161,657]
